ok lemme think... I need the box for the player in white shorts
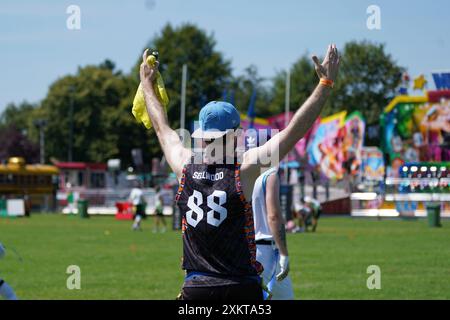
[0,242,18,300]
[252,167,294,300]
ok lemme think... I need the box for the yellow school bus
[0,157,59,212]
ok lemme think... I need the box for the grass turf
[0,214,449,299]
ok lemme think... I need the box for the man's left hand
[276,254,290,281]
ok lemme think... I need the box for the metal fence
[57,188,175,215]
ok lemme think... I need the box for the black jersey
[175,160,263,278]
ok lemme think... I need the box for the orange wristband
[320,78,334,88]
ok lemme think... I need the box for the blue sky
[1,0,450,112]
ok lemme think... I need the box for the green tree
[328,41,404,123]
[0,124,39,163]
[0,101,37,135]
[230,65,273,118]
[38,60,145,165]
[270,55,317,117]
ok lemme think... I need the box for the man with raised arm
[139,44,340,300]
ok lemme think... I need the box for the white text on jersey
[192,171,224,181]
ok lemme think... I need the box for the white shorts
[256,243,294,300]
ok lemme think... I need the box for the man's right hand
[140,49,159,91]
[312,44,341,82]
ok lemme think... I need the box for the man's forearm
[268,218,288,256]
[142,84,170,135]
[280,84,331,157]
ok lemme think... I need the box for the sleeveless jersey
[175,160,263,277]
[252,167,278,241]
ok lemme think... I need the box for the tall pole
[68,86,74,162]
[180,64,187,130]
[284,70,291,184]
[284,70,291,127]
[34,119,47,164]
[39,124,45,164]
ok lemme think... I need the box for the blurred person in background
[297,196,322,232]
[294,198,310,233]
[153,185,167,233]
[66,183,76,215]
[129,180,146,231]
[305,196,322,232]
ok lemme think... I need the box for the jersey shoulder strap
[262,167,278,196]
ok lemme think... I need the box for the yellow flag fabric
[132,55,169,129]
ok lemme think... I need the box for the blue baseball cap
[191,101,241,139]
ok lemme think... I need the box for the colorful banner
[295,118,320,158]
[344,112,366,176]
[241,112,312,161]
[240,110,366,180]
[240,114,271,130]
[267,112,313,161]
[306,111,347,180]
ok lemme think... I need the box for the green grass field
[1,214,449,300]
